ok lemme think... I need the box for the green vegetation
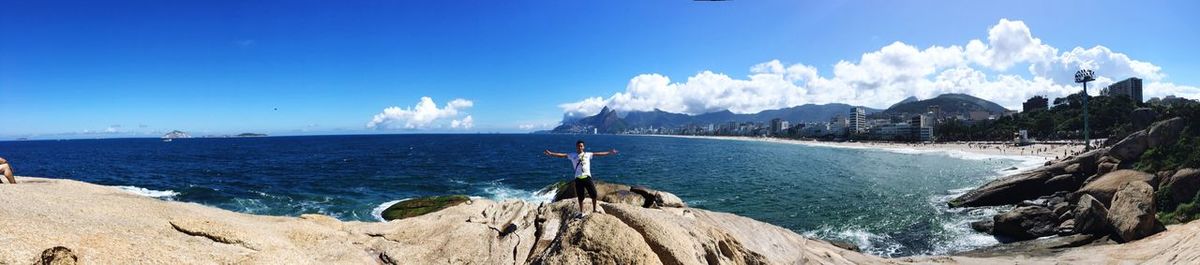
[936,94,1138,141]
[1158,192,1200,225]
[381,195,471,221]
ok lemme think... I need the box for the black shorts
[574,177,598,201]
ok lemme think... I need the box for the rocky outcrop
[528,214,663,265]
[1076,170,1157,208]
[1073,194,1110,235]
[1107,181,1166,242]
[551,180,688,208]
[1161,168,1200,207]
[1107,131,1148,162]
[1146,117,1186,147]
[7,176,1200,264]
[949,148,1103,208]
[992,206,1059,241]
[1130,108,1157,131]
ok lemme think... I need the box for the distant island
[161,130,191,139]
[235,133,268,137]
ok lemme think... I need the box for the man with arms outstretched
[544,140,617,217]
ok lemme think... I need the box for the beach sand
[645,134,1086,163]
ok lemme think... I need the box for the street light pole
[1075,69,1096,150]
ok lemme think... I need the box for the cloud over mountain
[559,18,1198,119]
[367,97,474,129]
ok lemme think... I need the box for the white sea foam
[372,198,410,222]
[803,227,904,257]
[115,185,180,199]
[482,183,554,204]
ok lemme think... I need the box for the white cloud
[559,18,1199,116]
[367,97,474,129]
[450,115,474,129]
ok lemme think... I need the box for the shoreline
[640,134,1085,166]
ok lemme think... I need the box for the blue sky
[1,0,1197,139]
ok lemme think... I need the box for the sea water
[0,134,1032,257]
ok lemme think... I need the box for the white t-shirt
[567,152,593,178]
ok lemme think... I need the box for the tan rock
[1077,170,1156,207]
[1163,168,1200,207]
[528,214,663,265]
[1107,181,1166,242]
[1073,194,1110,235]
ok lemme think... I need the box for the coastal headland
[3,174,1198,264]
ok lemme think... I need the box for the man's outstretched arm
[544,150,568,158]
[593,149,619,157]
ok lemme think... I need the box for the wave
[803,227,905,257]
[372,199,410,222]
[114,185,180,199]
[482,182,554,204]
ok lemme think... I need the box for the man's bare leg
[591,198,598,213]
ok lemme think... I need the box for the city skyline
[2,0,1199,139]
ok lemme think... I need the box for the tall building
[849,107,867,135]
[769,118,788,136]
[1102,77,1143,103]
[1023,96,1049,112]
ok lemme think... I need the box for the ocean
[0,134,1037,257]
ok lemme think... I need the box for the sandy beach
[643,134,1087,164]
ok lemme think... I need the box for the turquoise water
[0,134,1033,257]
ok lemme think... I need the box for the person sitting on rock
[544,140,617,218]
[0,157,15,184]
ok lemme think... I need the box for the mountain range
[550,93,1012,134]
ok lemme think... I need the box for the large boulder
[600,203,769,265]
[1107,181,1166,242]
[1073,194,1110,235]
[950,148,1105,208]
[380,195,470,221]
[528,214,665,265]
[992,205,1059,241]
[601,190,646,207]
[1130,108,1157,130]
[1147,117,1186,148]
[1108,131,1148,162]
[1076,170,1157,208]
[631,186,686,208]
[1162,168,1200,208]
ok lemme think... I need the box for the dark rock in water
[954,233,1110,258]
[993,206,1059,241]
[970,220,994,234]
[1108,181,1166,242]
[949,148,1105,208]
[1130,108,1157,131]
[1107,131,1148,162]
[1004,166,1019,171]
[39,246,78,265]
[1076,170,1157,208]
[1147,117,1186,148]
[381,195,471,221]
[827,240,862,252]
[1073,194,1110,235]
[1162,168,1200,208]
